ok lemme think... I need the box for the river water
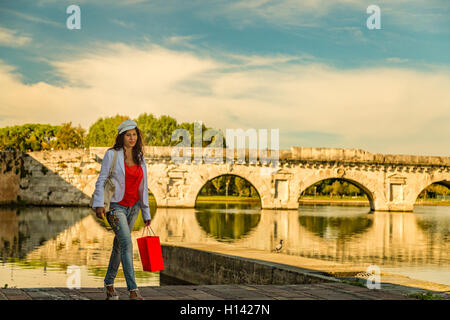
[0,203,449,288]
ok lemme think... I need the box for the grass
[300,195,368,201]
[196,195,260,202]
[300,195,450,206]
[341,279,367,287]
[415,199,450,206]
[407,292,443,300]
[340,280,445,300]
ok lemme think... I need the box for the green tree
[211,176,224,195]
[85,115,130,147]
[347,183,361,197]
[331,180,342,197]
[136,113,212,147]
[235,176,247,197]
[418,183,450,199]
[56,122,86,149]
[136,113,178,146]
[0,124,60,151]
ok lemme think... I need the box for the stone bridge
[91,146,450,212]
[1,146,449,212]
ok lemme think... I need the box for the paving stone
[145,294,177,300]
[23,290,54,299]
[354,290,411,300]
[1,288,32,300]
[197,287,237,300]
[161,288,192,298]
[298,288,360,300]
[190,291,225,300]
[1,288,23,295]
[0,284,418,300]
[3,294,32,300]
[165,288,215,300]
[246,285,299,299]
[78,288,104,293]
[0,290,8,300]
[56,288,89,300]
[81,292,109,300]
[138,287,161,297]
[280,284,317,291]
[23,288,67,300]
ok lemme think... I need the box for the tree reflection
[195,203,261,242]
[414,206,450,238]
[298,214,373,240]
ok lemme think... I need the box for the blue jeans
[104,201,140,291]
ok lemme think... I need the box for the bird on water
[275,239,283,253]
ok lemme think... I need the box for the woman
[91,119,151,300]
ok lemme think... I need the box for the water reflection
[195,203,260,242]
[151,204,449,285]
[298,207,373,240]
[0,206,159,288]
[1,203,449,287]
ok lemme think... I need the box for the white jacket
[91,147,151,221]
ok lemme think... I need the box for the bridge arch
[412,178,450,205]
[194,173,262,208]
[296,174,377,211]
[182,164,274,208]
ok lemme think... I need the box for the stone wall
[0,150,21,204]
[161,244,337,285]
[0,149,101,206]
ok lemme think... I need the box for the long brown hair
[108,127,144,165]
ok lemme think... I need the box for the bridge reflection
[151,206,449,268]
[0,207,158,287]
[1,205,448,278]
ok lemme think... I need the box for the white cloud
[110,19,135,28]
[0,27,32,47]
[386,57,409,63]
[0,8,61,28]
[162,35,206,49]
[0,42,449,156]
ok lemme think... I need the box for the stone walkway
[0,282,419,300]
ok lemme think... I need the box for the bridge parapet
[290,147,450,165]
[89,146,450,166]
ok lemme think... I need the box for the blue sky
[0,0,449,155]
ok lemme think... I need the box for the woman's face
[123,129,138,149]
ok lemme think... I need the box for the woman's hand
[144,220,151,227]
[96,207,106,219]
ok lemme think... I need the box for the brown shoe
[105,284,119,300]
[129,289,144,300]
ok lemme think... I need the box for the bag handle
[142,225,156,237]
[102,149,118,189]
[108,149,118,179]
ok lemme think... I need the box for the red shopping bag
[137,226,164,272]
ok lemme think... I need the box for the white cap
[117,120,137,135]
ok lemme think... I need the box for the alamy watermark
[171,121,280,174]
[66,265,81,289]
[67,5,380,31]
[365,265,381,289]
[66,5,81,30]
[366,5,381,30]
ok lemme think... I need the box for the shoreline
[2,197,449,207]
[164,241,450,297]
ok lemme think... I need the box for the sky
[0,0,449,156]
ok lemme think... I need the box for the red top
[118,160,143,207]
